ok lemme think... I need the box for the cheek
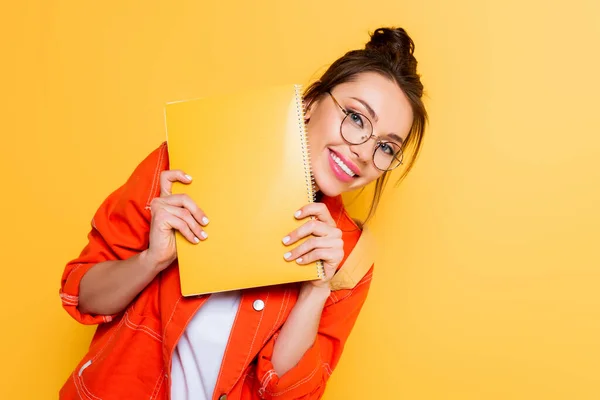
[360,168,384,186]
[306,112,340,146]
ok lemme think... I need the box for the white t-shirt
[170,290,242,400]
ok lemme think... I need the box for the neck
[315,191,324,202]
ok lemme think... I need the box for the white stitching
[146,143,166,208]
[329,291,338,303]
[260,369,277,392]
[76,367,102,400]
[219,292,271,393]
[124,312,162,342]
[146,145,166,205]
[61,298,78,306]
[260,369,274,390]
[70,309,164,400]
[125,312,161,339]
[79,375,102,400]
[162,297,208,389]
[265,289,288,340]
[60,292,79,300]
[282,290,292,321]
[239,370,254,394]
[267,363,321,397]
[241,292,270,369]
[149,368,165,399]
[153,372,165,399]
[91,315,127,363]
[162,296,181,338]
[214,294,244,390]
[72,370,91,400]
[65,263,85,280]
[271,290,287,332]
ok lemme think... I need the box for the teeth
[331,153,356,177]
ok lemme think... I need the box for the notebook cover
[165,84,323,296]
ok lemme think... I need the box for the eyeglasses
[328,91,403,171]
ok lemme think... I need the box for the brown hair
[304,27,427,224]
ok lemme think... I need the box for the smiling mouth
[329,151,358,178]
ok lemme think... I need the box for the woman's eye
[348,112,364,129]
[380,143,394,155]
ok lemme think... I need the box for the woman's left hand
[282,203,344,289]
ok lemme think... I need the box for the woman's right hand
[144,169,209,272]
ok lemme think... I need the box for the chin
[313,172,344,198]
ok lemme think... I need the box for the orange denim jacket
[59,142,374,400]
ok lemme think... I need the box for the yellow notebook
[165,84,324,296]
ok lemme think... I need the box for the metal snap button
[253,299,265,311]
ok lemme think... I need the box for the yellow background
[1,0,599,398]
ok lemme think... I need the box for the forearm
[271,283,330,376]
[78,250,159,316]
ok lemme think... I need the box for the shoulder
[105,142,170,212]
[132,141,169,179]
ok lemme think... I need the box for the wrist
[299,281,331,302]
[139,249,170,274]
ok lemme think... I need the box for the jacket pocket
[74,311,165,399]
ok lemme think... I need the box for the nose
[349,135,377,164]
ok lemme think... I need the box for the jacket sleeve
[252,265,374,399]
[59,142,168,325]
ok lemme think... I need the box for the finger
[295,247,344,266]
[161,194,209,226]
[282,220,341,246]
[283,237,343,262]
[161,204,207,241]
[294,203,335,227]
[157,211,201,244]
[160,169,193,197]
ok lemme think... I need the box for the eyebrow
[350,96,404,145]
[350,97,379,123]
[388,133,404,145]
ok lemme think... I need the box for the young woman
[59,27,427,400]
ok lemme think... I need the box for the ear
[304,98,319,121]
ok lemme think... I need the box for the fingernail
[284,252,292,260]
[296,258,303,264]
[202,216,209,225]
[200,231,208,239]
[185,174,193,181]
[282,236,290,244]
[294,210,302,218]
[193,237,200,243]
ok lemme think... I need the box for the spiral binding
[294,84,325,280]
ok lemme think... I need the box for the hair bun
[365,27,416,62]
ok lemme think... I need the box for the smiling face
[305,72,414,197]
